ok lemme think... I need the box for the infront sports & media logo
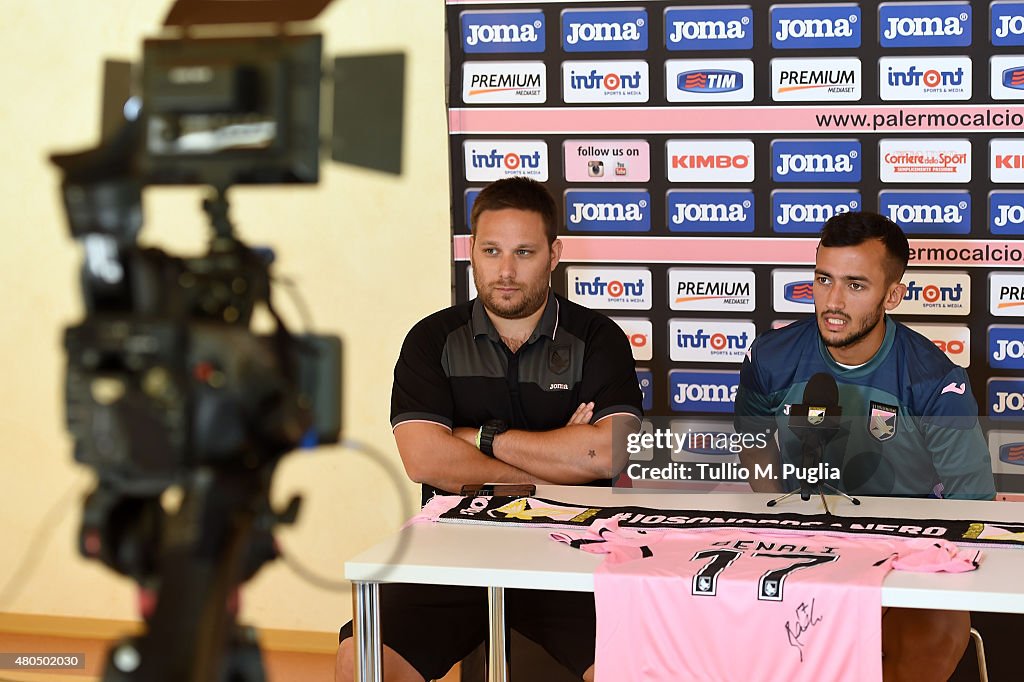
[879,57,972,100]
[567,267,652,310]
[461,11,545,53]
[900,271,971,315]
[464,140,548,182]
[665,6,752,50]
[562,61,648,103]
[669,319,755,363]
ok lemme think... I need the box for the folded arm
[463,411,641,484]
[394,420,549,493]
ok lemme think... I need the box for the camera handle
[97,463,292,682]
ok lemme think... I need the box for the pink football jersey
[552,520,978,682]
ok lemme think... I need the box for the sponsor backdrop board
[446,0,1024,493]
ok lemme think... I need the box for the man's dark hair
[470,177,558,244]
[819,211,910,283]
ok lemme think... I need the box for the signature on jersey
[785,599,823,662]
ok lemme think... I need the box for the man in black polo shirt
[336,177,643,682]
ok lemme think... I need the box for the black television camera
[50,13,358,681]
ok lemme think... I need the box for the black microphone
[787,373,842,500]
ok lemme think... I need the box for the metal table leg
[487,586,509,682]
[353,581,382,682]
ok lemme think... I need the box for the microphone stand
[767,434,860,515]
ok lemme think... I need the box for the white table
[344,485,1024,682]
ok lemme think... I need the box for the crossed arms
[395,404,640,493]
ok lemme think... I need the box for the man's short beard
[476,276,549,320]
[818,306,884,350]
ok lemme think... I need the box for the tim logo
[667,190,754,233]
[992,3,1024,45]
[989,327,1024,370]
[989,379,1024,419]
[784,281,815,304]
[678,70,743,93]
[771,4,861,49]
[567,267,652,310]
[665,6,752,50]
[772,140,861,182]
[637,370,653,411]
[990,192,1024,235]
[999,442,1024,465]
[464,141,547,182]
[561,9,648,52]
[772,191,860,233]
[879,3,971,47]
[564,190,651,232]
[1004,67,1024,89]
[879,191,970,234]
[461,11,545,54]
[669,370,739,414]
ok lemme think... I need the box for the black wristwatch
[478,419,509,457]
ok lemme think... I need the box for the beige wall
[0,1,449,634]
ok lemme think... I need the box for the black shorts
[338,583,596,680]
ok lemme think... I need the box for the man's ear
[550,238,562,272]
[884,281,907,311]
